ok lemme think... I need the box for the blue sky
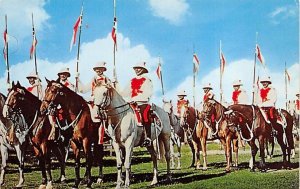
[0,0,299,107]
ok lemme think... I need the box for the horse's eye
[59,92,64,96]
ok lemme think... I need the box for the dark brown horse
[227,104,294,171]
[40,79,103,189]
[202,99,239,172]
[2,82,67,188]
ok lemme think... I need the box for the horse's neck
[110,88,127,109]
[215,103,225,120]
[64,92,85,114]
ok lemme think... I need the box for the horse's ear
[16,81,21,87]
[170,100,172,103]
[12,81,15,87]
[45,77,50,84]
[208,99,215,104]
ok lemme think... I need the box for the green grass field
[1,142,299,189]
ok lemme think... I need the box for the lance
[112,0,118,87]
[75,5,83,93]
[4,15,10,88]
[219,40,223,104]
[252,33,258,104]
[284,62,288,110]
[31,13,40,99]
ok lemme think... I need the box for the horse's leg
[169,140,175,169]
[146,144,158,186]
[176,137,181,169]
[275,128,288,168]
[187,137,196,168]
[51,142,66,183]
[258,136,267,172]
[71,141,81,189]
[0,142,8,186]
[42,142,54,189]
[161,135,172,181]
[225,136,231,172]
[194,140,201,170]
[14,143,25,188]
[233,138,239,168]
[83,139,92,188]
[112,142,124,189]
[248,139,258,172]
[94,143,104,183]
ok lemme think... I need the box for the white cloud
[0,0,50,40]
[269,5,298,25]
[148,0,189,25]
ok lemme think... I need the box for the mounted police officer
[256,76,277,126]
[202,83,214,102]
[122,61,153,146]
[26,71,43,100]
[231,80,248,105]
[56,67,75,91]
[77,61,111,145]
[176,90,189,117]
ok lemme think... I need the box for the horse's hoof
[176,166,181,170]
[250,168,255,172]
[260,169,267,173]
[202,167,208,171]
[150,179,158,186]
[38,184,47,189]
[189,165,196,168]
[266,155,271,160]
[97,178,104,184]
[225,169,231,173]
[46,181,53,189]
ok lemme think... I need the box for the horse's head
[162,99,173,114]
[40,78,65,115]
[3,81,27,119]
[93,84,112,109]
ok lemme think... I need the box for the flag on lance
[285,69,291,84]
[193,53,200,73]
[70,11,82,52]
[220,52,226,75]
[30,30,38,59]
[156,63,161,80]
[256,44,265,66]
[112,17,117,49]
[3,29,7,65]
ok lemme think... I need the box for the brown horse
[177,104,199,168]
[40,79,103,189]
[2,82,67,188]
[227,104,294,171]
[202,99,239,172]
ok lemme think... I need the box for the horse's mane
[16,85,41,107]
[53,80,86,103]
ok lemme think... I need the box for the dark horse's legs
[258,136,266,172]
[71,140,81,188]
[248,139,258,172]
[94,144,104,183]
[51,141,67,182]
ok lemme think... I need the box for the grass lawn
[1,142,299,189]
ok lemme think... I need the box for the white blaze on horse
[93,84,171,188]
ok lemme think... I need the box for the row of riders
[0,60,298,188]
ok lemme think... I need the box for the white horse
[94,85,171,188]
[0,93,32,188]
[162,100,183,169]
